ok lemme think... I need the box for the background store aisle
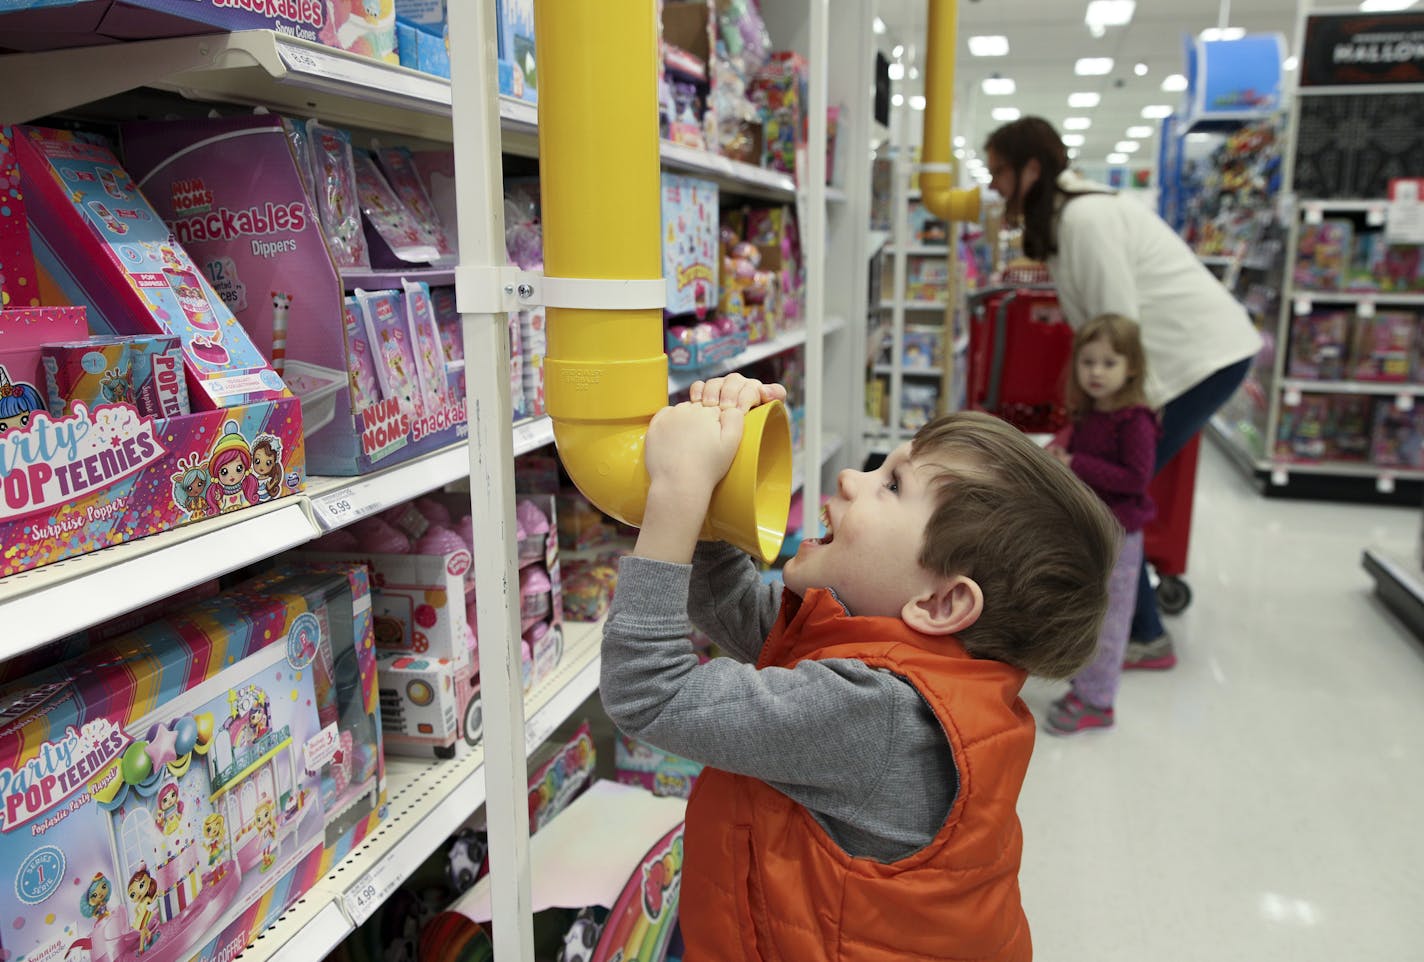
[1015,443,1423,958]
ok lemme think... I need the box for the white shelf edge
[826,187,848,203]
[235,894,350,962]
[1280,379,1424,397]
[885,244,950,256]
[877,300,948,310]
[1295,199,1388,212]
[0,499,316,660]
[873,365,944,377]
[1292,291,1424,306]
[668,328,809,392]
[1265,460,1424,481]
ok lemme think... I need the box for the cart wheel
[1156,576,1192,615]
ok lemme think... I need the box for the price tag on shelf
[1398,394,1415,412]
[314,487,377,529]
[1304,205,1324,225]
[343,862,401,925]
[1378,474,1397,494]
[1387,179,1424,244]
[1358,299,1376,318]
[1270,468,1290,487]
[512,417,553,455]
[1284,387,1303,407]
[1294,296,1312,316]
[277,40,449,106]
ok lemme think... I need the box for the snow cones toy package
[305,121,368,270]
[352,150,439,266]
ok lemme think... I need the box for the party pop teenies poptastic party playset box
[0,124,305,577]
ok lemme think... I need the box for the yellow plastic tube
[535,0,792,562]
[921,0,981,224]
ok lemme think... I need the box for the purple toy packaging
[15,127,288,412]
[121,116,467,477]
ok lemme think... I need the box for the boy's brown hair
[1064,314,1151,420]
[910,411,1120,678]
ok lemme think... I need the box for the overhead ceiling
[875,0,1305,165]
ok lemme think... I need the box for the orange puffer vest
[680,587,1035,962]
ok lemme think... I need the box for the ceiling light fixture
[1107,152,1129,164]
[1360,0,1416,9]
[892,93,904,107]
[982,76,1017,95]
[1134,62,1149,76]
[1283,55,1299,70]
[1061,133,1085,146]
[892,44,905,58]
[910,95,927,111]
[968,34,1010,56]
[1068,147,1080,159]
[1063,116,1092,130]
[992,107,1022,121]
[953,135,966,147]
[1085,0,1136,38]
[909,67,920,79]
[888,62,905,80]
[1075,57,1114,76]
[1142,104,1173,118]
[873,16,886,34]
[1115,140,1141,152]
[1068,92,1101,108]
[1199,26,1246,41]
[1161,73,1189,92]
[1126,125,1153,138]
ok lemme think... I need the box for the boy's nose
[837,468,861,500]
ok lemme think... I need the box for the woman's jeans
[1131,357,1253,641]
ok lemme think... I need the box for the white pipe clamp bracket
[538,276,667,310]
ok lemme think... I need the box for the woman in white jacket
[984,117,1262,669]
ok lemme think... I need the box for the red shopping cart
[966,286,1199,614]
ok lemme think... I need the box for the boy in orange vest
[601,373,1118,962]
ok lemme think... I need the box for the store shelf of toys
[1208,9,1424,502]
[0,0,859,960]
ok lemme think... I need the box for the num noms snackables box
[0,603,328,962]
[15,127,288,412]
[0,0,339,52]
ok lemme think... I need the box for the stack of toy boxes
[662,173,719,320]
[394,0,450,77]
[750,52,808,179]
[0,563,382,962]
[0,125,305,578]
[301,494,563,760]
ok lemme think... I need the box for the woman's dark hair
[984,117,1071,261]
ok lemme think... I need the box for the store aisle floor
[1016,441,1424,960]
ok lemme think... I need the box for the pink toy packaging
[1372,402,1424,468]
[402,279,451,413]
[1348,311,1417,382]
[327,0,397,63]
[660,173,718,320]
[0,127,41,310]
[15,127,288,411]
[42,335,189,420]
[352,150,438,267]
[375,147,455,265]
[356,287,425,420]
[1287,311,1350,381]
[304,121,369,271]
[343,295,382,413]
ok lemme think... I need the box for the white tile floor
[1017,440,1424,960]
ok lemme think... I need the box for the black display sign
[1301,13,1424,86]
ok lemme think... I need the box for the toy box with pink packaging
[0,0,393,61]
[661,173,718,320]
[119,116,468,476]
[0,573,362,962]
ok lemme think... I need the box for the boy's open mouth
[805,504,835,546]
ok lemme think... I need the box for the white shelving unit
[0,1,872,959]
[1203,7,1424,500]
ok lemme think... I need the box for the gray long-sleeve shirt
[600,542,959,863]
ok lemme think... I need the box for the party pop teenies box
[0,589,331,962]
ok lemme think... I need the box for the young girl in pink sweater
[1046,314,1159,734]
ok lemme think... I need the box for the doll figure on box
[251,434,285,504]
[100,367,133,406]
[170,454,212,520]
[126,866,161,953]
[81,873,114,922]
[254,798,278,872]
[202,813,229,878]
[155,783,184,836]
[205,421,259,515]
[0,368,44,434]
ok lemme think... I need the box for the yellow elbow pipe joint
[921,0,981,225]
[535,0,792,563]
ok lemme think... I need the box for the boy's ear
[902,575,983,636]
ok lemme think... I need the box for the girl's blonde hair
[1065,313,1150,420]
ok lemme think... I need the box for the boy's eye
[886,470,900,494]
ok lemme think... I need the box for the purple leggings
[1072,530,1144,710]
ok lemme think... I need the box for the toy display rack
[0,0,876,955]
[1203,28,1424,502]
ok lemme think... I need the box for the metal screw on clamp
[517,284,535,299]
